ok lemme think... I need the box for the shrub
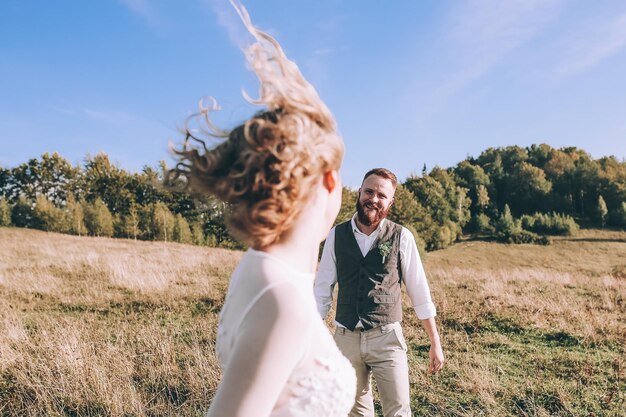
[501,230,550,245]
[520,212,579,236]
[494,205,550,245]
[471,213,494,234]
[430,224,453,251]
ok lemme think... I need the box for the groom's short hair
[362,168,398,189]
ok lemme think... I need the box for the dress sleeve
[206,281,310,417]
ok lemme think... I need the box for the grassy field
[0,227,624,416]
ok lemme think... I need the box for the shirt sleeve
[207,281,310,417]
[313,227,337,319]
[399,227,437,320]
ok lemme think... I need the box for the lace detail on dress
[273,353,356,417]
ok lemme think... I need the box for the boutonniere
[378,241,392,264]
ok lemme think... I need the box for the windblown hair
[363,168,398,188]
[170,1,344,249]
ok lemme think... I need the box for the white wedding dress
[211,249,356,417]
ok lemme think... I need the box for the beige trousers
[334,322,411,417]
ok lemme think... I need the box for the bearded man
[314,168,444,417]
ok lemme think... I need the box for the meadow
[0,227,624,416]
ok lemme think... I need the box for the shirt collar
[350,214,386,236]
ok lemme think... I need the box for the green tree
[527,143,554,168]
[475,184,490,213]
[191,221,206,246]
[113,205,141,239]
[173,213,193,244]
[64,194,86,236]
[388,185,426,224]
[84,198,114,237]
[152,202,175,241]
[335,186,357,226]
[405,175,449,224]
[501,146,529,171]
[404,168,469,248]
[11,196,34,228]
[471,213,493,234]
[505,162,552,215]
[7,153,79,204]
[0,197,11,226]
[81,153,135,215]
[454,160,490,214]
[0,166,11,199]
[388,184,437,250]
[32,195,65,232]
[569,151,599,217]
[494,204,521,239]
[597,195,608,228]
[609,202,626,230]
[126,205,141,240]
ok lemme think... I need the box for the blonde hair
[171,1,344,249]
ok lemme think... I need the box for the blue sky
[1,0,625,188]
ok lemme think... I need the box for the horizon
[1,0,626,187]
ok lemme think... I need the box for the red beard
[356,198,389,227]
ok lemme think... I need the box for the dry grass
[0,227,624,416]
[402,232,625,416]
[0,228,239,416]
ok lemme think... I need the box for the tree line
[0,153,236,248]
[1,144,624,251]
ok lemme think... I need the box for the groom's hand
[428,343,444,374]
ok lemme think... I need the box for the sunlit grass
[0,227,624,416]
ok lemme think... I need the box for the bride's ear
[323,170,338,193]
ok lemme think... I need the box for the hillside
[0,227,624,416]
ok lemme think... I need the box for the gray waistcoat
[334,219,403,330]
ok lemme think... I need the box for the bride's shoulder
[240,249,307,284]
[239,277,310,332]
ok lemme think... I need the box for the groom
[314,168,444,417]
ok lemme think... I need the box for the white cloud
[444,0,562,94]
[410,0,563,121]
[555,13,626,78]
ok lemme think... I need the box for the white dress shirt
[314,216,437,326]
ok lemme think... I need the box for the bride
[171,2,356,416]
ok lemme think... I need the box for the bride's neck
[260,201,325,274]
[261,226,319,274]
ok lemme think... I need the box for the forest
[1,143,624,251]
